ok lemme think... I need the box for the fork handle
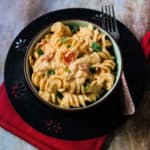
[121,71,135,115]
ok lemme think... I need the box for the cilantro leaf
[68,24,79,33]
[61,37,68,44]
[91,42,102,52]
[55,91,63,99]
[47,69,55,75]
[64,67,71,73]
[84,80,90,93]
[37,48,44,56]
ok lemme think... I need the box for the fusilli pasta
[29,21,116,108]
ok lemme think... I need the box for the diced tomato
[63,51,75,64]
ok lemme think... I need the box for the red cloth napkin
[0,83,107,150]
[141,31,150,57]
[0,32,149,150]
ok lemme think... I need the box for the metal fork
[101,5,135,115]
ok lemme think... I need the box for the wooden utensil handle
[121,71,135,115]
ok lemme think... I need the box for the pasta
[29,21,116,108]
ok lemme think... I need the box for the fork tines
[101,5,117,32]
[101,5,120,40]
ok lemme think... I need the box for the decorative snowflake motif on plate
[11,82,27,99]
[92,13,102,20]
[45,119,62,134]
[15,38,27,53]
[92,13,103,25]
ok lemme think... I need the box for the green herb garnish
[90,67,96,74]
[61,37,68,44]
[84,80,90,93]
[47,69,55,75]
[37,48,44,56]
[64,67,71,73]
[68,24,79,33]
[55,91,63,99]
[91,42,102,52]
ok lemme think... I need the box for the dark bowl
[24,20,122,112]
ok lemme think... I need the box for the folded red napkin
[0,32,149,150]
[141,31,150,57]
[0,83,107,150]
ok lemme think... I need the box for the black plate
[4,8,146,140]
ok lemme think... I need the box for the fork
[101,5,135,115]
